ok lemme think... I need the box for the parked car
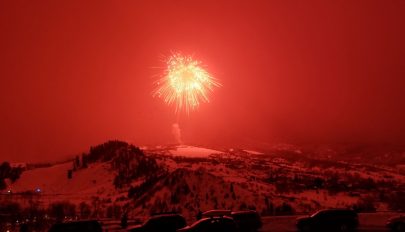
[48,220,102,232]
[177,216,238,232]
[387,215,405,232]
[202,210,231,218]
[128,213,186,232]
[296,209,359,232]
[231,210,262,232]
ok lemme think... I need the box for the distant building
[272,158,288,164]
[10,162,27,170]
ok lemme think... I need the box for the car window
[194,219,213,231]
[314,210,331,219]
[234,213,253,221]
[143,216,186,231]
[222,219,237,228]
[144,217,159,229]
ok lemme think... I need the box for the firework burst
[153,53,221,114]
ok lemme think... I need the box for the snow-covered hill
[3,142,405,221]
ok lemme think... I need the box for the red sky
[1,0,405,162]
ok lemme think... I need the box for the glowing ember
[153,53,221,114]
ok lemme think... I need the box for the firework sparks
[153,53,221,114]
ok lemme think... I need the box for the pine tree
[75,155,80,168]
[81,153,88,168]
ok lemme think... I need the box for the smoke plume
[172,123,182,144]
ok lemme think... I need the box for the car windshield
[233,213,255,219]
[143,217,156,226]
[310,210,325,218]
[191,218,207,227]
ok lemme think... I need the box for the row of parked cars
[47,209,405,232]
[47,210,261,232]
[296,209,405,232]
[128,210,261,232]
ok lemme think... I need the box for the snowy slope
[8,162,117,203]
[169,145,223,157]
[244,150,264,155]
[128,168,262,221]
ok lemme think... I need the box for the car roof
[203,210,231,215]
[191,216,234,226]
[231,210,258,215]
[312,209,356,216]
[202,210,232,218]
[151,212,181,216]
[326,209,354,212]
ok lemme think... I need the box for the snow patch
[244,150,264,155]
[169,145,223,157]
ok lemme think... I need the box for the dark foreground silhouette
[48,220,102,232]
[386,215,405,232]
[296,209,358,231]
[39,209,403,232]
[128,213,186,232]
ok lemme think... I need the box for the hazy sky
[1,0,405,162]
